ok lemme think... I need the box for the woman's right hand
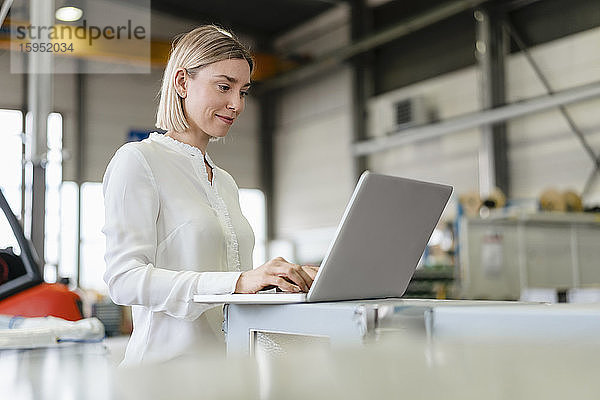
[234,257,318,294]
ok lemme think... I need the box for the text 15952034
[19,42,74,53]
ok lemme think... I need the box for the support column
[475,7,509,198]
[26,0,54,270]
[350,0,373,181]
[75,69,85,286]
[259,91,277,245]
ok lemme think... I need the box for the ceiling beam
[353,81,600,156]
[258,0,487,92]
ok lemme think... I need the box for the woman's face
[177,58,251,140]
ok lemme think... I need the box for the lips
[216,114,234,125]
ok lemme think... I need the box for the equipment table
[223,298,546,355]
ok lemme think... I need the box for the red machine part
[0,283,82,321]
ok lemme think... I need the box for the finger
[301,265,318,280]
[272,276,300,293]
[296,266,314,288]
[273,265,310,291]
[280,269,309,292]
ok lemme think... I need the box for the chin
[208,131,229,142]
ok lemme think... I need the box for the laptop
[193,171,452,304]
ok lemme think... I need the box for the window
[239,189,267,267]
[80,183,106,292]
[59,182,78,282]
[59,182,106,294]
[0,109,66,283]
[44,113,63,282]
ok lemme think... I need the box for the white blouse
[102,132,254,366]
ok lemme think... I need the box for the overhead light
[55,6,83,22]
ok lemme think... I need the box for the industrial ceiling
[150,0,341,41]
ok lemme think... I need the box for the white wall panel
[506,27,600,203]
[367,66,481,221]
[275,109,354,237]
[277,68,352,127]
[272,0,352,242]
[369,129,481,220]
[274,66,354,244]
[507,27,600,100]
[368,66,480,139]
[509,131,597,198]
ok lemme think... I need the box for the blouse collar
[150,132,216,169]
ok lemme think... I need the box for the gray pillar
[475,7,509,198]
[350,0,373,181]
[75,70,86,286]
[259,92,277,243]
[26,0,54,270]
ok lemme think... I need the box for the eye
[240,90,249,98]
[218,84,230,92]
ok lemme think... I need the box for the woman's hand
[235,257,319,293]
[301,265,319,281]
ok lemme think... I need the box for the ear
[173,68,187,98]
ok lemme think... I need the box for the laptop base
[194,293,307,304]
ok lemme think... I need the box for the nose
[227,95,243,114]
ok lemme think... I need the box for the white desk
[224,298,541,355]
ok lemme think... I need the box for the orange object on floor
[0,283,82,321]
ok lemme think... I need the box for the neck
[166,129,210,154]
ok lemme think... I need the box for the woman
[103,25,317,366]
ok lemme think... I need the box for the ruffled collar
[150,132,216,168]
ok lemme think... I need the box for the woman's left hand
[234,257,319,293]
[301,265,319,281]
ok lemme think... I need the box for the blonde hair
[156,25,254,133]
